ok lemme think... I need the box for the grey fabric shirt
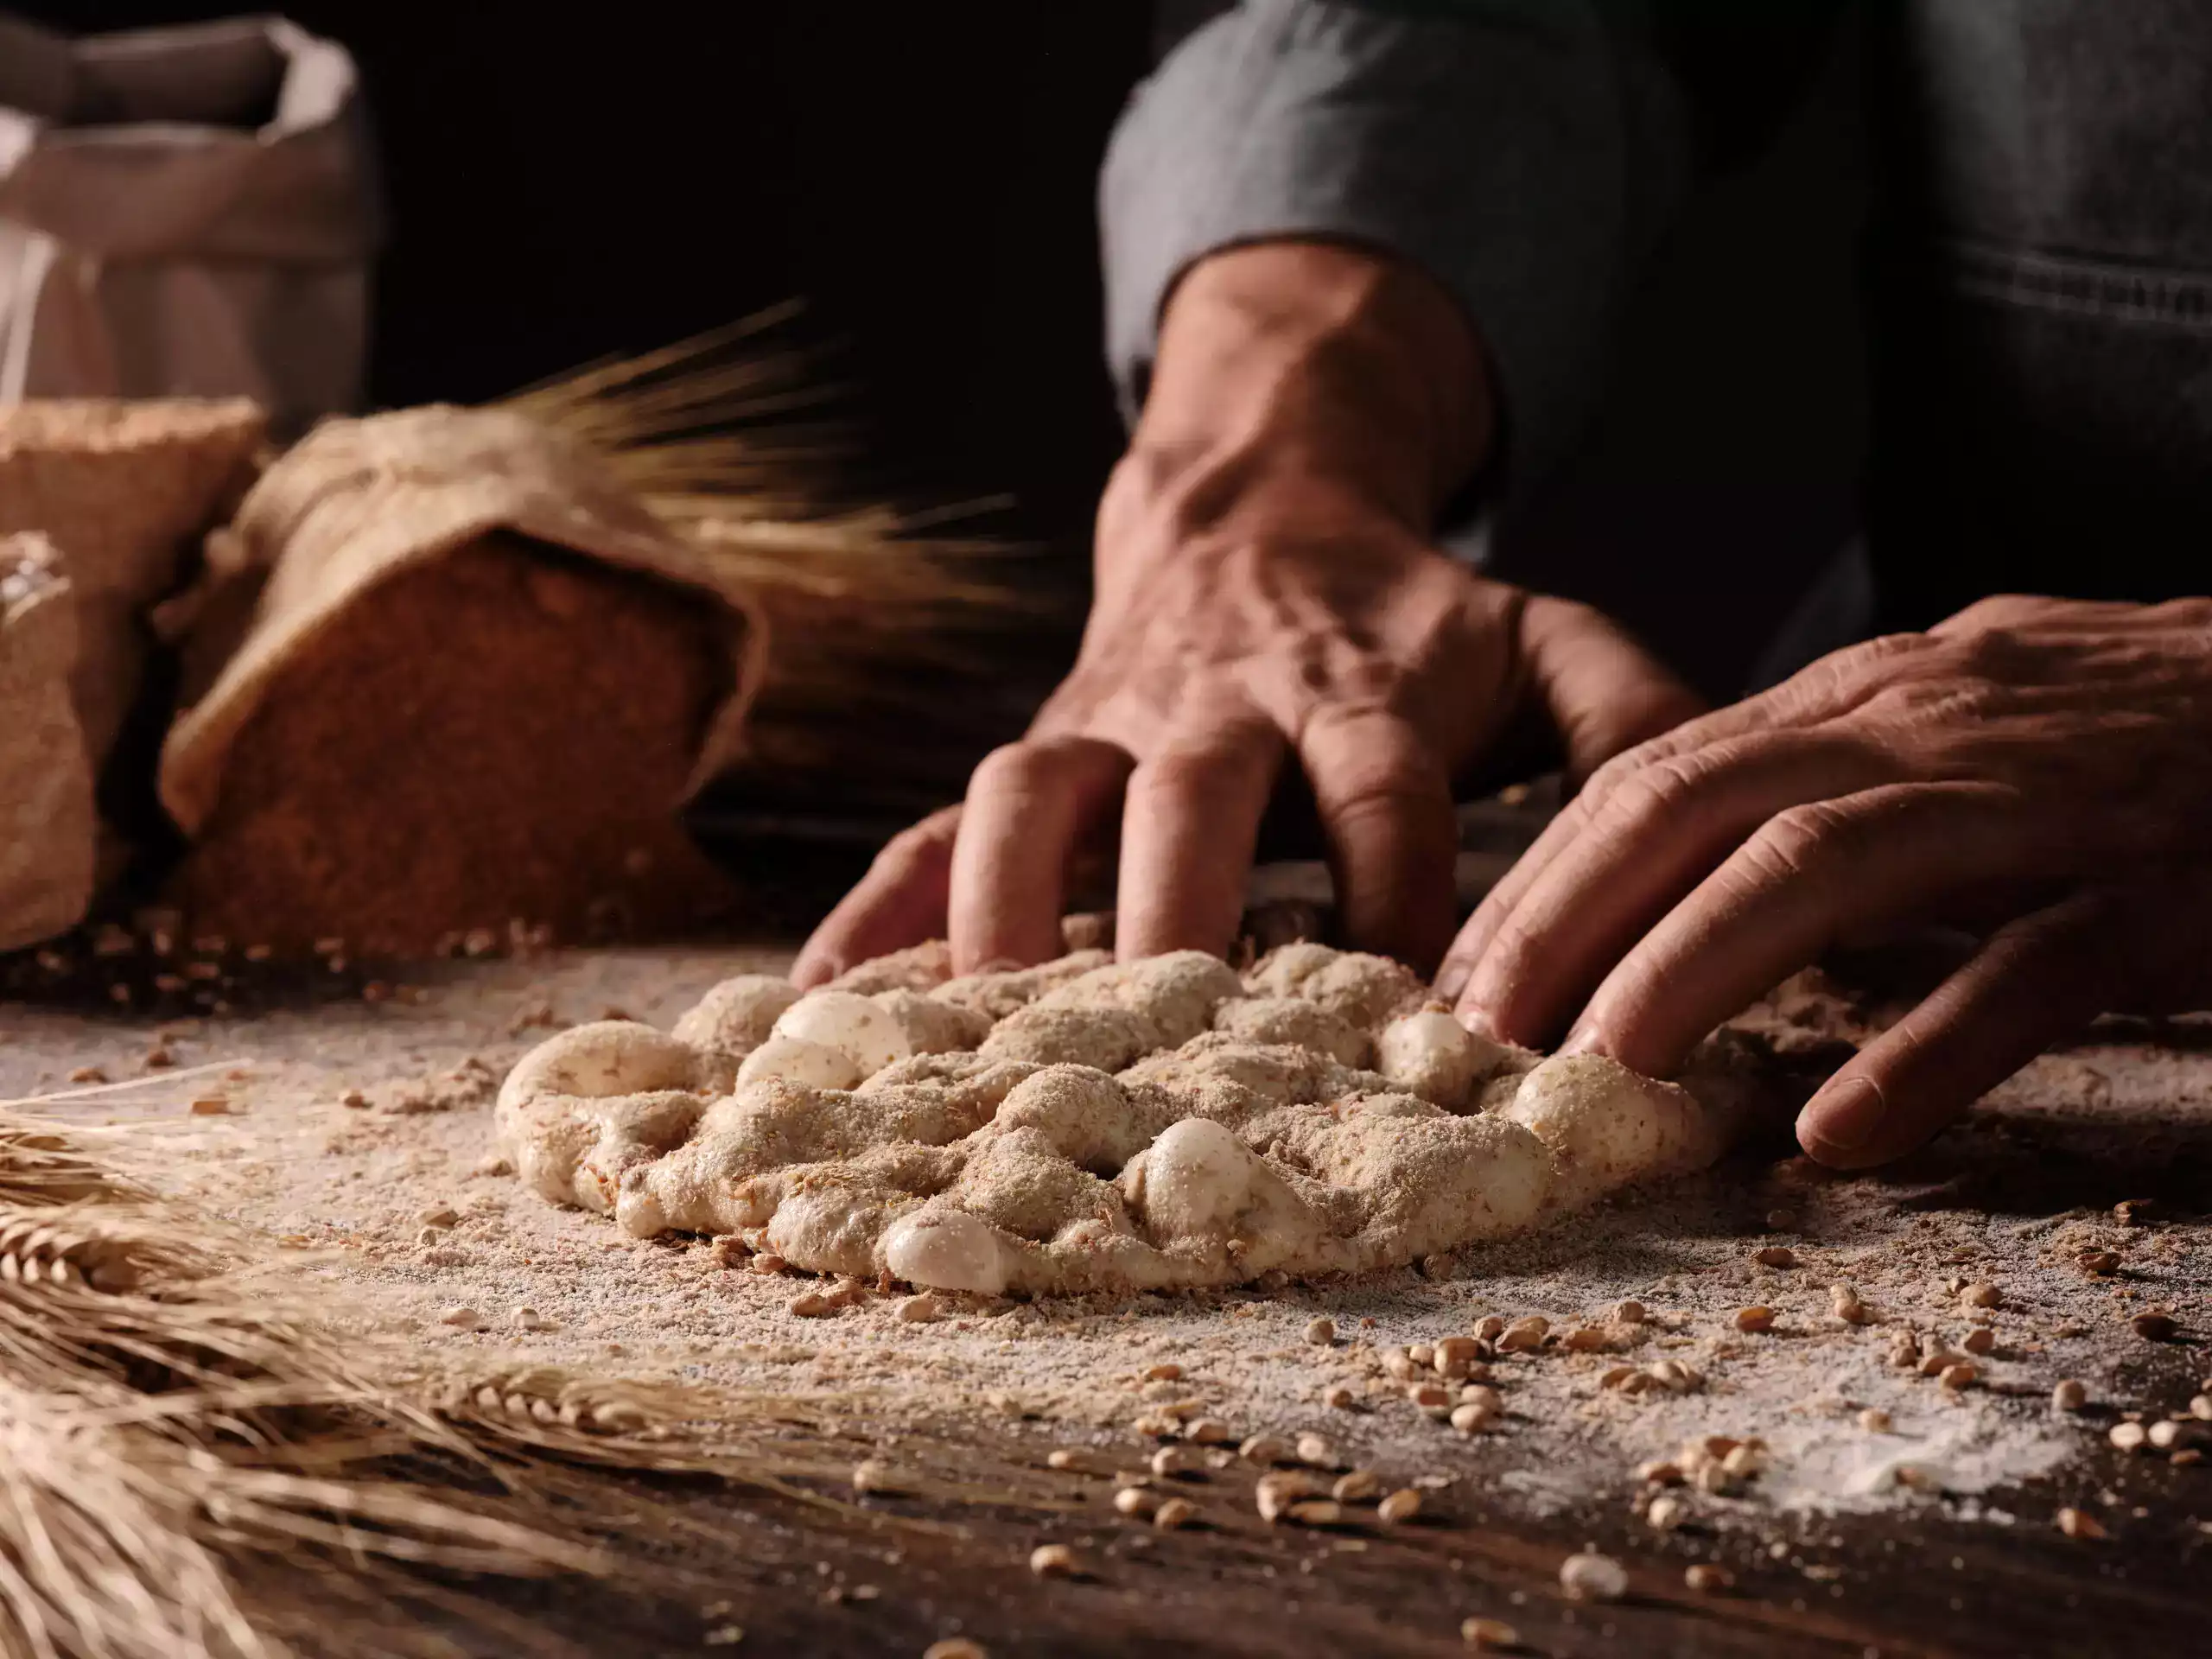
[1100,0,1697,490]
[1100,1,2212,626]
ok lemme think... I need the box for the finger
[1116,711,1283,960]
[1452,731,1897,1046]
[1566,781,2061,1077]
[793,805,962,988]
[1518,594,1707,780]
[1796,889,2123,1167]
[948,736,1135,973]
[1297,705,1459,973]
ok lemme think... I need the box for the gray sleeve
[1099,0,1694,493]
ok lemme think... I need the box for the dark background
[31,0,1870,702]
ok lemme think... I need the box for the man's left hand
[1438,595,2212,1168]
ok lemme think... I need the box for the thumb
[1517,595,1706,780]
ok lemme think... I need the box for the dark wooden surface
[451,1370,2210,1659]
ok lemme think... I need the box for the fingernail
[1434,959,1472,1004]
[1800,1077,1885,1155]
[1454,1001,1499,1040]
[1558,1021,1604,1058]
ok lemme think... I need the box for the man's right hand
[794,241,1700,986]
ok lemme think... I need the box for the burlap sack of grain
[0,533,95,950]
[0,398,264,947]
[158,405,766,957]
[0,12,376,437]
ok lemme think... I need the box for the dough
[496,945,1756,1295]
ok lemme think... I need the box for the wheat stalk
[0,1106,1065,1659]
[497,308,1069,812]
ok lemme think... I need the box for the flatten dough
[496,945,1755,1296]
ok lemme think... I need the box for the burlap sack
[0,12,377,437]
[158,405,766,956]
[0,533,95,950]
[0,397,264,760]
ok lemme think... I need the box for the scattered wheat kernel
[1287,1499,1347,1528]
[1695,1464,1736,1496]
[1615,1300,1648,1325]
[1239,1434,1292,1465]
[1046,1450,1084,1472]
[1383,1351,1420,1382]
[188,1097,229,1116]
[2056,1507,2106,1541]
[1685,1563,1734,1594]
[1322,1384,1357,1411]
[2133,1311,2178,1341]
[1753,1246,1797,1268]
[1461,1615,1521,1650]
[1734,1306,1777,1334]
[1407,1342,1435,1367]
[1497,1317,1549,1353]
[1376,1488,1422,1524]
[2076,1249,2122,1274]
[1917,1351,1961,1378]
[1634,1459,1683,1485]
[1295,1433,1342,1469]
[1938,1363,1979,1392]
[924,1643,987,1659]
[1152,1497,1198,1531]
[1255,1472,1318,1521]
[1559,1551,1629,1602]
[2109,1422,2148,1453]
[1329,1469,1382,1503]
[1962,1326,1996,1356]
[1149,1446,1198,1479]
[67,1067,105,1084]
[1888,1335,1920,1368]
[1601,1365,1638,1390]
[1184,1418,1231,1445]
[1449,1402,1497,1435]
[1720,1444,1764,1479]
[1831,1284,1872,1323]
[1962,1281,2001,1310]
[437,1305,483,1330]
[2173,1449,2204,1468]
[1306,1317,1337,1346]
[2190,1395,2212,1422]
[1563,1325,1611,1352]
[787,1290,837,1318]
[1646,1495,1688,1532]
[1131,1413,1178,1439]
[851,1459,899,1495]
[1459,1383,1502,1411]
[1434,1336,1483,1375]
[1409,1382,1452,1414]
[1144,1363,1184,1382]
[751,1254,789,1275]
[1113,1486,1156,1517]
[1474,1316,1506,1341]
[1028,1544,1078,1580]
[1859,1408,1892,1433]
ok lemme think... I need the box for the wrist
[1129,239,1491,530]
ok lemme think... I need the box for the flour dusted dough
[496,945,1755,1295]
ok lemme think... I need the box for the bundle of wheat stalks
[502,305,1066,822]
[0,1097,983,1659]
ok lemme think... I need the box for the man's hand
[795,241,1699,986]
[1440,594,2212,1168]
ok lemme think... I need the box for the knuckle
[1742,800,1856,886]
[872,817,955,878]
